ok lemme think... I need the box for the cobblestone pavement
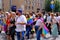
[0,33,60,40]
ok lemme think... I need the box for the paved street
[0,33,60,40]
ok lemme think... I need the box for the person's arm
[38,26,42,30]
[38,22,44,30]
[16,15,27,25]
[17,22,26,25]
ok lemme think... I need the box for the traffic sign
[50,4,55,9]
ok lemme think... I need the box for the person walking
[15,9,27,40]
[51,13,58,40]
[6,12,11,40]
[46,12,51,34]
[9,12,16,40]
[35,13,44,40]
[26,14,34,39]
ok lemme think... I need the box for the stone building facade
[1,0,45,13]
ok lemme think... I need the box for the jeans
[26,26,32,39]
[11,34,15,40]
[35,26,42,40]
[16,31,25,40]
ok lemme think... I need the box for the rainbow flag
[27,18,33,24]
[42,24,49,36]
[40,18,49,36]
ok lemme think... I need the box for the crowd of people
[0,9,60,40]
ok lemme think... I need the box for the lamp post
[50,0,55,12]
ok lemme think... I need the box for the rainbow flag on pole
[42,24,49,36]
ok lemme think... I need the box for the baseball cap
[17,9,22,14]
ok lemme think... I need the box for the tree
[45,0,51,12]
[45,0,60,12]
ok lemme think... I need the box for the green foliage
[45,0,60,12]
[45,0,51,12]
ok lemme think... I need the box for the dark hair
[35,15,38,18]
[48,12,50,16]
[38,13,42,18]
[30,13,33,16]
[32,12,35,14]
[0,9,2,11]
[56,12,58,17]
[26,14,30,18]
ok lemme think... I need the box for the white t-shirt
[52,18,57,24]
[15,15,27,32]
[35,19,43,26]
[57,16,60,23]
[32,14,35,19]
[43,15,46,19]
[54,16,58,23]
[47,16,51,23]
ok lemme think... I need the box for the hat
[17,9,22,14]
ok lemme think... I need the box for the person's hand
[38,26,42,30]
[15,22,20,25]
[20,22,26,25]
